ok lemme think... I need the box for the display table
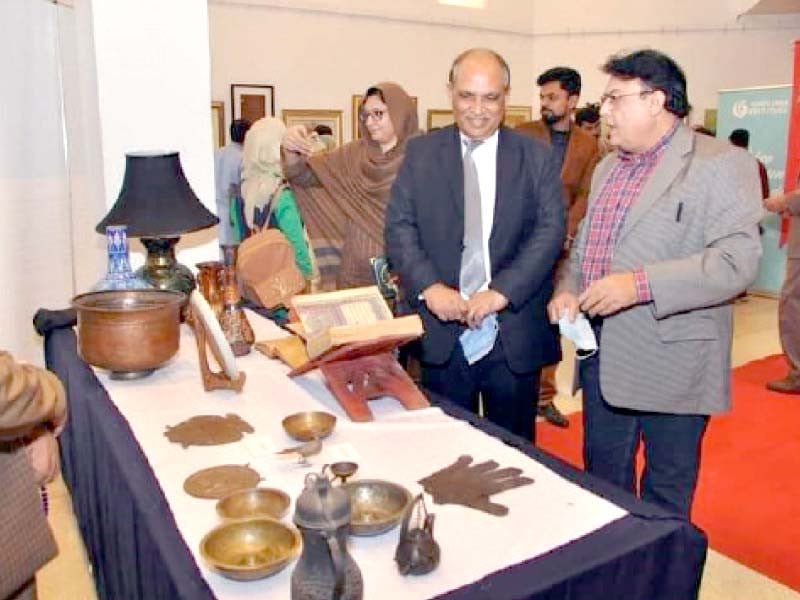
[37,308,706,600]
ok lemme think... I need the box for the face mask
[558,311,598,359]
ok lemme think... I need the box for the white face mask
[558,311,598,359]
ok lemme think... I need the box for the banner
[717,84,791,295]
[783,41,800,246]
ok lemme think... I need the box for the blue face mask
[460,313,498,365]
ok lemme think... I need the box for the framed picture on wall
[352,93,419,140]
[231,84,275,124]
[211,101,225,149]
[504,105,532,128]
[426,109,455,131]
[282,109,344,148]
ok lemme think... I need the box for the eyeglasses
[360,109,386,122]
[599,89,654,106]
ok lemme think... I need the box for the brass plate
[184,465,261,499]
[165,414,254,448]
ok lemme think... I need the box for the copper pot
[72,289,184,379]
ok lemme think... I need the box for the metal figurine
[395,494,440,576]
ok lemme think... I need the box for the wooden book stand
[289,334,429,421]
[191,310,246,393]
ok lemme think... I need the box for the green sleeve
[273,188,314,277]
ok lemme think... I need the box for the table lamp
[96,151,219,296]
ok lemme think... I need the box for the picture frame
[231,84,275,123]
[282,109,344,148]
[426,109,455,131]
[352,93,419,140]
[211,101,225,149]
[504,105,532,128]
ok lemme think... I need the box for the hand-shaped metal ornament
[418,455,534,516]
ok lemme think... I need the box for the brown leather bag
[237,228,306,309]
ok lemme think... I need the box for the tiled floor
[38,295,798,599]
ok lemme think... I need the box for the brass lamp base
[136,237,196,297]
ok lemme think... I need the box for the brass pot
[72,289,184,379]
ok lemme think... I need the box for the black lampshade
[96,152,219,237]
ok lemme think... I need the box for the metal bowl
[282,411,336,442]
[329,461,358,483]
[72,289,183,379]
[343,479,412,536]
[200,518,301,581]
[216,487,291,521]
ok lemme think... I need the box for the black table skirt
[38,312,706,600]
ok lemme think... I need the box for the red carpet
[536,354,800,591]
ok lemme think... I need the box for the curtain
[0,0,75,364]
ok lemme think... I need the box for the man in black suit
[385,48,565,441]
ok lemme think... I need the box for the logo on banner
[732,100,749,119]
[731,98,789,119]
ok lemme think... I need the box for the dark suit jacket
[385,125,565,373]
[515,120,599,237]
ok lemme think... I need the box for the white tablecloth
[96,311,626,599]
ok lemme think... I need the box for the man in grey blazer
[549,49,762,518]
[764,186,800,393]
[387,48,565,441]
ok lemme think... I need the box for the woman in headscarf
[238,117,315,280]
[282,82,418,290]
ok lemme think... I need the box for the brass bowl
[282,411,336,442]
[72,289,184,379]
[216,487,291,520]
[343,479,412,536]
[200,518,301,581]
[329,461,358,483]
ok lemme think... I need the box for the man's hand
[25,428,60,486]
[579,272,638,317]
[547,291,580,323]
[764,193,790,214]
[464,289,508,329]
[423,283,468,322]
[282,124,314,157]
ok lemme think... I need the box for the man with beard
[516,67,599,428]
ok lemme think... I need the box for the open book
[290,286,423,359]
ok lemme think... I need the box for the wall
[83,0,218,275]
[208,2,536,143]
[209,0,800,140]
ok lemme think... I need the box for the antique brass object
[72,289,183,379]
[216,487,291,520]
[282,411,336,442]
[395,494,440,576]
[343,479,412,536]
[292,472,363,599]
[183,464,261,500]
[418,455,534,516]
[164,414,254,448]
[329,461,358,484]
[200,518,301,581]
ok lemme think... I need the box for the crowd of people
[209,47,785,521]
[2,43,794,599]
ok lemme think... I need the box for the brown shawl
[288,82,418,289]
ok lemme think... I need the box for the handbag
[237,228,306,309]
